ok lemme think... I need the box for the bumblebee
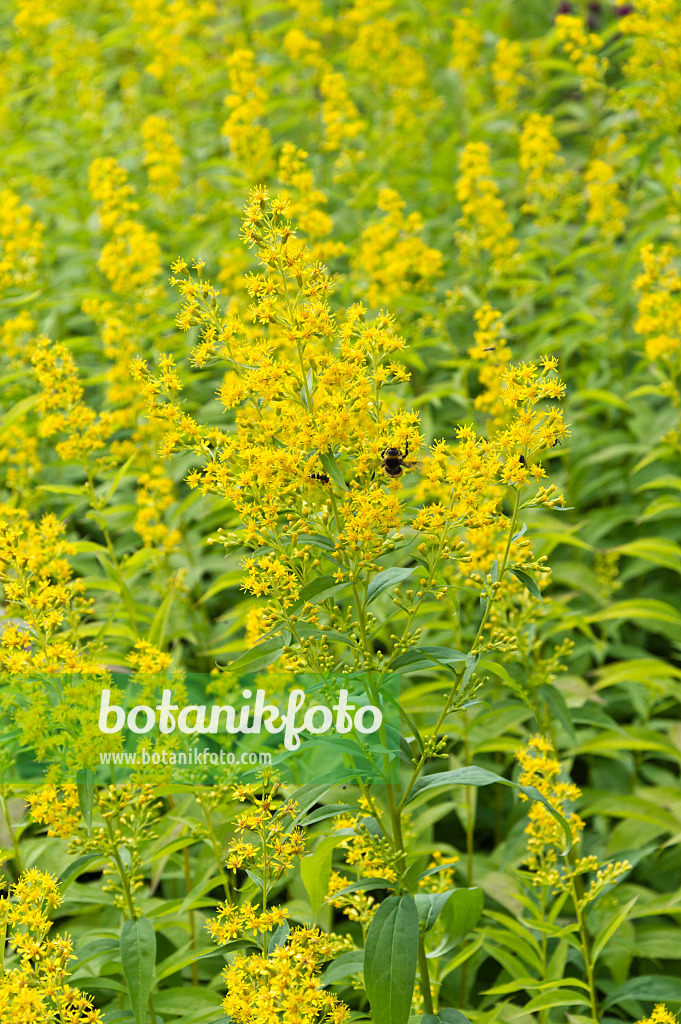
[381,443,414,478]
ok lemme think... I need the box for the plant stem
[418,933,434,1015]
[570,877,599,1024]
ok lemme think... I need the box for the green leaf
[366,566,416,604]
[319,449,348,490]
[321,950,364,985]
[364,894,419,1024]
[325,877,397,901]
[592,896,638,962]
[295,575,349,608]
[58,853,105,891]
[391,646,467,672]
[511,991,590,1016]
[221,636,283,671]
[414,889,455,933]
[0,393,40,435]
[587,599,681,629]
[301,835,344,914]
[415,1012,472,1024]
[406,766,572,854]
[509,567,542,601]
[76,767,95,833]
[615,538,681,574]
[426,888,483,960]
[602,975,681,1010]
[120,916,156,1024]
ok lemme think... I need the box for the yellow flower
[455,142,518,274]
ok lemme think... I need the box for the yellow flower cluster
[131,0,217,83]
[88,156,162,294]
[30,335,106,459]
[13,0,59,34]
[134,465,181,551]
[345,5,440,138]
[276,143,345,261]
[220,928,350,1024]
[207,899,289,945]
[637,1007,679,1024]
[417,851,460,893]
[517,736,630,899]
[320,71,366,155]
[0,188,43,293]
[224,783,306,876]
[127,638,172,673]
[584,159,626,240]
[0,511,122,771]
[242,554,302,605]
[0,309,36,362]
[516,734,585,882]
[467,303,512,423]
[222,49,274,180]
[633,243,681,362]
[519,113,575,223]
[352,187,443,307]
[450,8,482,80]
[455,142,518,273]
[142,114,182,194]
[26,783,81,839]
[620,0,681,133]
[492,39,527,112]
[0,869,102,1023]
[555,13,608,92]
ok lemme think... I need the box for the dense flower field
[1,0,681,1022]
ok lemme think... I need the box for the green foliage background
[1,0,681,1022]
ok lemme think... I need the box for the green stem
[418,933,434,1015]
[183,846,199,986]
[570,877,599,1024]
[0,790,23,876]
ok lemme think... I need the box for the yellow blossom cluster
[492,39,527,112]
[222,49,274,180]
[637,1008,679,1024]
[320,70,366,155]
[224,781,306,876]
[519,113,576,223]
[127,638,172,673]
[633,243,681,362]
[206,899,289,945]
[26,783,80,839]
[0,309,36,362]
[555,13,608,92]
[467,303,512,423]
[345,5,441,138]
[134,465,181,551]
[352,188,443,307]
[88,156,162,294]
[620,1,681,133]
[450,8,482,80]
[276,143,346,261]
[584,159,627,240]
[455,142,518,273]
[130,0,217,84]
[220,928,350,1024]
[142,114,182,194]
[0,869,102,1023]
[0,188,43,293]
[0,511,123,770]
[517,736,630,899]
